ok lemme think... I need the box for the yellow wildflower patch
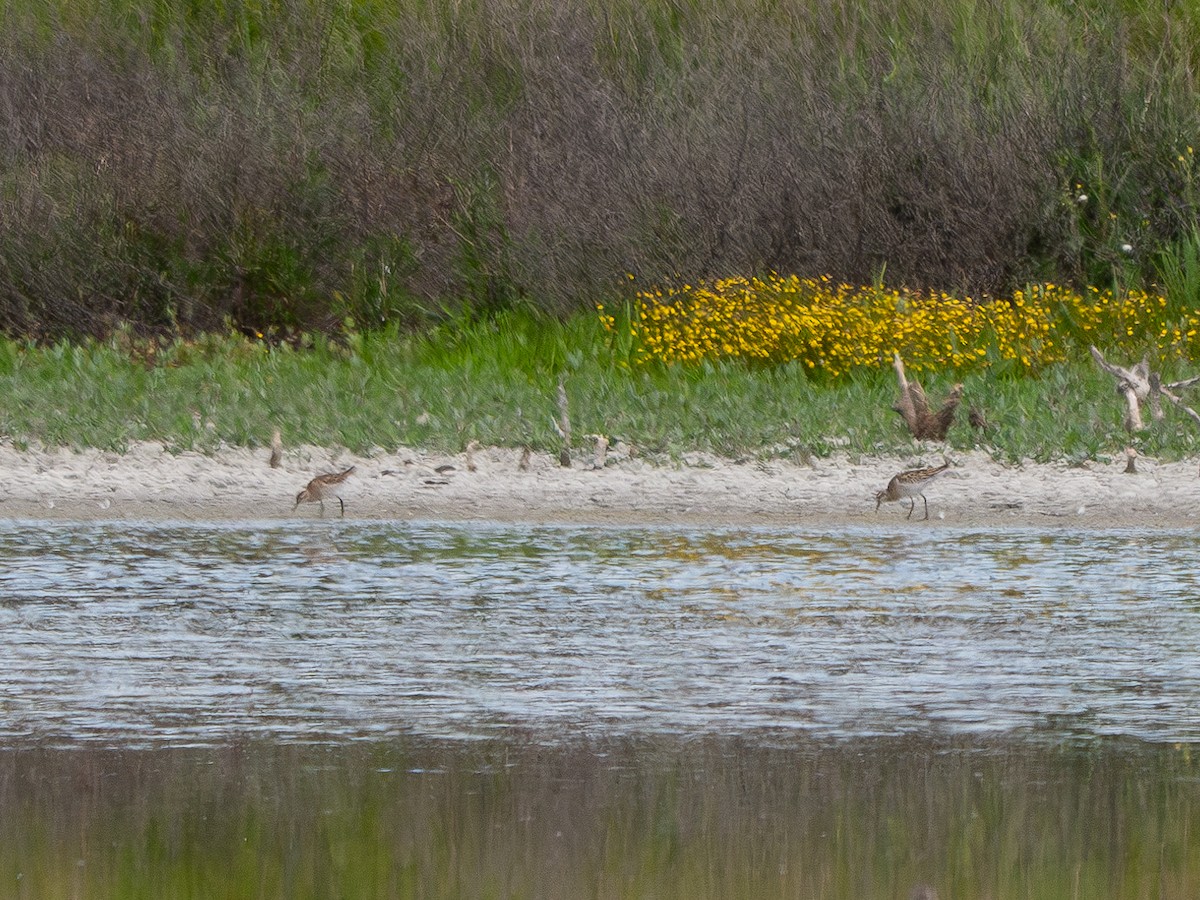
[603,275,1198,375]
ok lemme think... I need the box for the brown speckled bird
[874,463,950,521]
[294,466,356,517]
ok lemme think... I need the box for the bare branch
[891,352,918,431]
[889,352,961,440]
[1089,345,1124,379]
[1090,346,1200,432]
[1157,384,1200,428]
[1090,345,1149,431]
[1149,372,1164,421]
[1165,373,1200,390]
[555,378,572,468]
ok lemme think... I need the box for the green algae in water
[2,737,1198,900]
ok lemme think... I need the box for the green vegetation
[3,738,1199,899]
[3,1,1200,460]
[0,312,1197,463]
[3,0,1200,337]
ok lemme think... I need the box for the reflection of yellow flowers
[600,275,1197,376]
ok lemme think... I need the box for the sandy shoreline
[0,440,1196,529]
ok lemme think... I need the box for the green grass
[0,310,1196,463]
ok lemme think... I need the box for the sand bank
[0,440,1195,529]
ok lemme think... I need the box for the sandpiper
[874,462,950,520]
[294,466,356,517]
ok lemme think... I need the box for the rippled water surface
[3,521,1198,747]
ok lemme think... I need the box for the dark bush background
[2,0,1199,339]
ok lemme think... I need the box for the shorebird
[294,466,356,517]
[874,462,951,520]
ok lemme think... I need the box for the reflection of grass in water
[1,738,1197,898]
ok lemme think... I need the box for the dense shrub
[1,0,1200,338]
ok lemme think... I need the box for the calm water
[1,521,1197,747]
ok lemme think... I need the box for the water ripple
[1,521,1198,747]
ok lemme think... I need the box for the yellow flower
[617,274,1169,376]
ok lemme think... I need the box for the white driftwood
[1089,346,1151,431]
[1153,373,1200,428]
[1090,345,1200,432]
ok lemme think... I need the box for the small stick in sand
[590,434,609,470]
[553,378,572,467]
[1124,447,1138,474]
[465,440,479,473]
[269,429,283,468]
[518,446,532,471]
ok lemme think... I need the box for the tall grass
[3,0,1200,338]
[0,311,1192,463]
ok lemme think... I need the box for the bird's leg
[318,500,325,518]
[338,497,345,517]
[921,494,929,520]
[906,498,915,519]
